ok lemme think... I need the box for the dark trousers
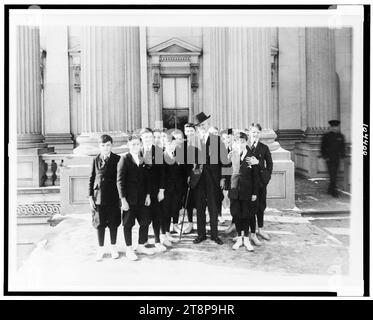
[250,186,267,232]
[96,204,121,229]
[327,159,340,195]
[97,227,118,246]
[95,204,120,246]
[146,196,162,243]
[122,204,150,246]
[163,190,182,229]
[194,170,221,239]
[230,199,251,237]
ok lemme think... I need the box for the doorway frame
[148,38,202,129]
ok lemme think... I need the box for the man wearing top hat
[321,120,346,197]
[191,112,228,245]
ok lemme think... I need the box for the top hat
[328,120,341,127]
[194,112,211,126]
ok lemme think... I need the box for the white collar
[144,145,152,153]
[100,153,110,160]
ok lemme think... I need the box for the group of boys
[88,112,273,261]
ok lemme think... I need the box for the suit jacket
[222,145,233,190]
[228,147,259,201]
[88,152,121,206]
[249,141,273,187]
[142,145,166,197]
[163,150,188,194]
[321,131,346,161]
[195,134,229,188]
[183,140,201,189]
[116,153,151,206]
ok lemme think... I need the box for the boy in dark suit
[247,123,273,243]
[140,128,167,252]
[88,134,121,261]
[117,134,153,261]
[182,123,199,234]
[162,133,187,243]
[228,132,259,251]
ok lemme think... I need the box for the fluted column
[203,27,294,208]
[17,26,45,148]
[228,28,272,130]
[202,28,228,128]
[228,28,278,150]
[74,26,141,155]
[305,28,338,142]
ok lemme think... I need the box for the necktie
[251,143,255,152]
[100,155,108,168]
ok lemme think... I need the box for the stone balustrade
[41,154,65,187]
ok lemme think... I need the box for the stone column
[202,27,294,208]
[277,28,307,156]
[227,28,280,151]
[139,27,149,128]
[16,26,52,187]
[335,27,352,191]
[294,28,339,178]
[17,26,45,149]
[43,26,74,153]
[202,27,228,127]
[74,26,141,155]
[305,27,338,140]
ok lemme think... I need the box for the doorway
[162,76,190,130]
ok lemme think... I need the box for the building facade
[16,25,352,214]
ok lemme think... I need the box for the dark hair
[239,132,248,141]
[128,134,141,142]
[184,123,196,129]
[98,134,113,144]
[250,123,262,131]
[140,127,153,135]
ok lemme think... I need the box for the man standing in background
[321,120,346,198]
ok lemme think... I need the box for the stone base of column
[294,128,344,179]
[44,133,75,154]
[259,129,295,209]
[17,147,54,187]
[17,134,47,149]
[276,129,305,161]
[73,132,130,156]
[60,154,93,214]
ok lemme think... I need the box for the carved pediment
[148,37,201,56]
[160,44,191,53]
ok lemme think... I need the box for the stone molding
[17,202,61,216]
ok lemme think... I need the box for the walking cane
[179,186,191,241]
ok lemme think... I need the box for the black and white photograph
[5,4,367,296]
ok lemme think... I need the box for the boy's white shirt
[240,149,247,161]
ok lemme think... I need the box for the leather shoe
[193,235,207,244]
[211,236,223,245]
